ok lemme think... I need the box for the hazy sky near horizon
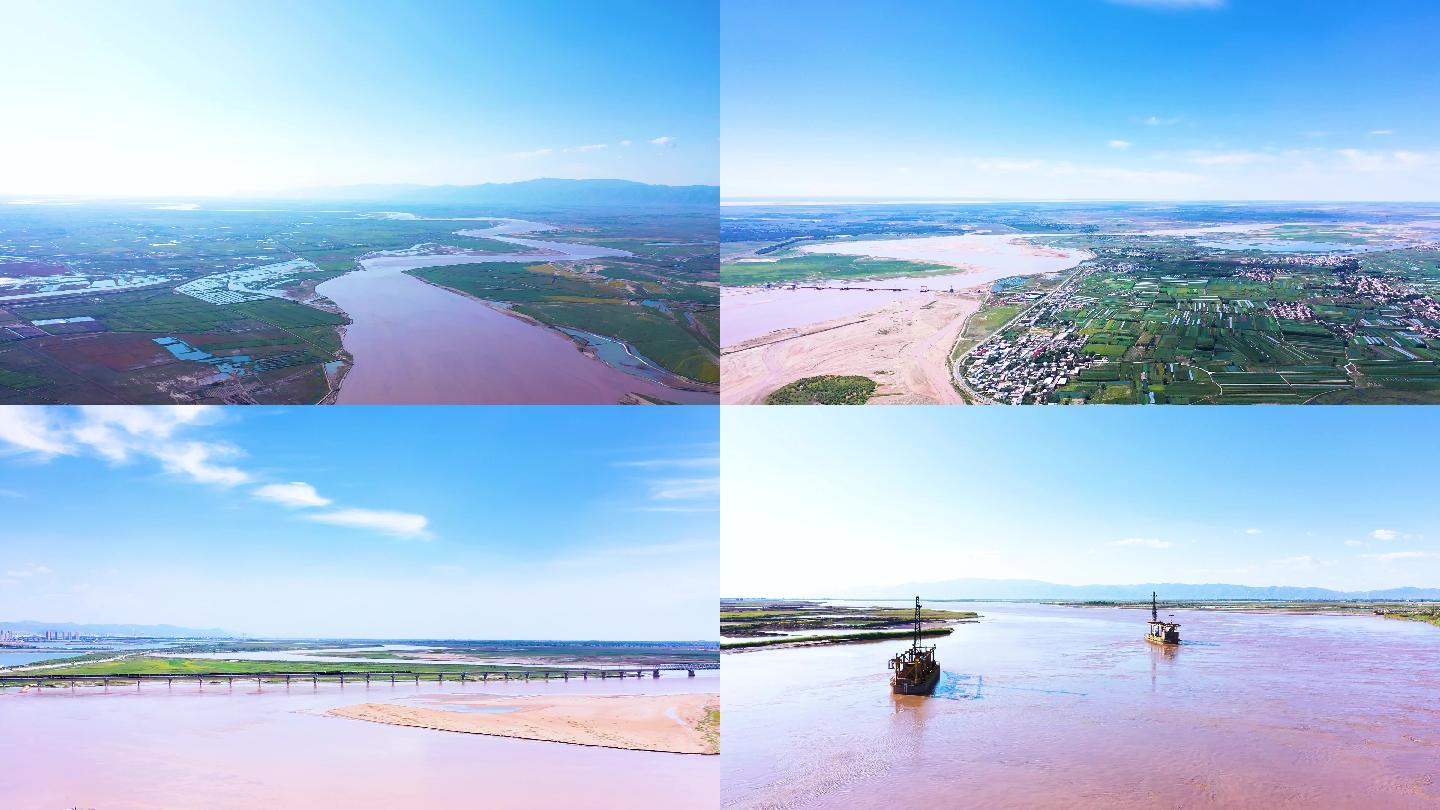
[0,406,718,639]
[724,408,1440,596]
[0,0,717,197]
[723,0,1440,200]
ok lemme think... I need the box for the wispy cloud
[306,509,432,540]
[0,406,431,541]
[1142,115,1183,126]
[649,136,677,147]
[3,564,52,578]
[614,456,719,470]
[0,406,245,486]
[1107,140,1133,150]
[0,488,22,498]
[1369,129,1395,136]
[648,477,720,501]
[1108,537,1174,549]
[1362,551,1437,563]
[1344,539,1364,547]
[571,143,609,152]
[1244,528,1263,535]
[511,148,554,160]
[1371,528,1399,541]
[253,481,331,508]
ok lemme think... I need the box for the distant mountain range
[828,578,1440,601]
[0,620,232,638]
[292,178,718,207]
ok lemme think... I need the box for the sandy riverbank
[721,291,980,404]
[329,692,720,755]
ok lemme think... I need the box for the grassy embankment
[721,255,946,286]
[407,262,718,384]
[721,628,954,650]
[696,705,721,753]
[765,375,876,404]
[720,600,977,650]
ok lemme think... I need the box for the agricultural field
[0,199,718,401]
[763,374,876,404]
[725,202,1440,405]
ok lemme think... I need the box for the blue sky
[724,407,1440,596]
[723,0,1440,200]
[0,0,717,196]
[0,406,718,639]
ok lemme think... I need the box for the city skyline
[722,0,1440,200]
[0,406,718,639]
[1,0,716,197]
[723,407,1440,596]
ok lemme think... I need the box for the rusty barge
[888,596,941,695]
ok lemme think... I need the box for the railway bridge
[0,662,720,689]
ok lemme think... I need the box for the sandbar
[721,291,980,405]
[329,692,720,755]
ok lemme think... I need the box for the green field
[764,375,876,404]
[721,254,948,286]
[721,627,955,649]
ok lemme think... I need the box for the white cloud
[253,481,331,508]
[649,136,677,147]
[1371,529,1399,541]
[1369,130,1395,136]
[306,508,432,540]
[3,564,52,578]
[147,441,248,487]
[1142,115,1182,126]
[1362,551,1437,563]
[1108,537,1174,549]
[1344,540,1363,547]
[571,143,609,152]
[618,140,633,147]
[1107,140,1133,150]
[511,148,554,160]
[1244,528,1262,535]
[0,407,72,456]
[0,488,24,498]
[0,406,244,486]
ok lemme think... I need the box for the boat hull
[891,664,940,695]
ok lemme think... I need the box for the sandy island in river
[721,291,980,405]
[329,692,720,755]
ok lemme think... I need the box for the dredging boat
[888,596,941,695]
[1145,591,1181,646]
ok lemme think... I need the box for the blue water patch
[1196,239,1390,254]
[557,328,674,385]
[153,336,252,380]
[640,298,673,316]
[992,276,1028,293]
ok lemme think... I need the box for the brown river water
[0,672,718,808]
[722,601,1440,809]
[318,218,716,404]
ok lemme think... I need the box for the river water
[722,601,1440,809]
[318,218,715,404]
[0,671,718,809]
[722,236,1089,347]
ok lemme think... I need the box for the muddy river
[319,218,715,404]
[722,601,1440,809]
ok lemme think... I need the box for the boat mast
[913,595,922,650]
[1151,591,1158,622]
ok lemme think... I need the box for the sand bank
[721,291,980,405]
[329,692,720,755]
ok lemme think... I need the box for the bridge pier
[339,674,345,686]
[687,669,695,677]
[652,669,659,678]
[365,673,371,685]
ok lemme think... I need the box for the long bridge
[0,662,720,689]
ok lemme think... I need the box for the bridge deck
[0,662,719,686]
